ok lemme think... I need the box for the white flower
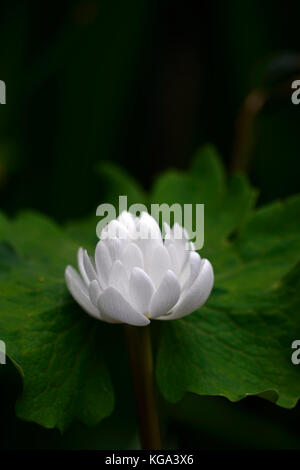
[65,211,214,326]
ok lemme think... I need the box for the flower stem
[124,324,162,450]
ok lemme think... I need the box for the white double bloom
[65,211,214,326]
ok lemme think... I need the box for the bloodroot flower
[65,211,214,326]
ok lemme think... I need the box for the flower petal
[175,242,190,272]
[77,247,90,286]
[135,212,163,270]
[102,238,124,262]
[98,287,150,326]
[89,279,102,307]
[172,222,189,242]
[118,211,136,235]
[109,260,129,299]
[121,242,144,273]
[166,243,181,275]
[95,241,112,288]
[83,249,97,282]
[163,222,171,242]
[162,259,214,320]
[65,265,100,319]
[129,267,155,314]
[181,251,202,291]
[100,219,129,241]
[136,211,162,242]
[189,241,195,251]
[147,244,171,286]
[149,270,181,319]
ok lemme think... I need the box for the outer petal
[149,270,181,319]
[129,267,155,314]
[165,223,191,271]
[175,242,190,272]
[181,251,202,291]
[160,259,214,320]
[65,265,100,319]
[95,241,112,288]
[83,249,97,282]
[77,248,90,286]
[89,279,102,307]
[98,287,150,326]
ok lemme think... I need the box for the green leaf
[157,264,300,408]
[154,145,300,409]
[0,212,114,431]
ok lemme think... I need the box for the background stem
[230,88,266,173]
[124,325,162,450]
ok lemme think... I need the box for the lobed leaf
[0,213,114,431]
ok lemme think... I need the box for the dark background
[0,0,300,449]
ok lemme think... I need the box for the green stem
[124,325,162,450]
